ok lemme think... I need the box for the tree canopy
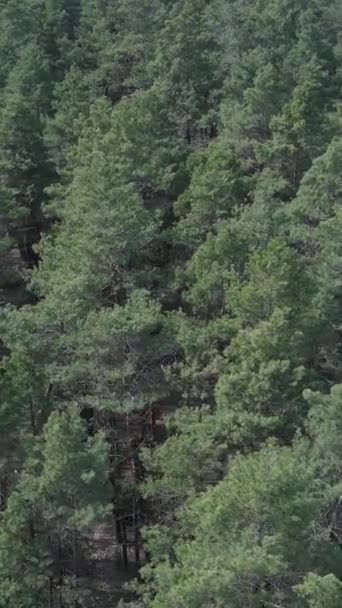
[1,0,342,606]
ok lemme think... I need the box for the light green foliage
[0,523,50,608]
[296,573,342,608]
[0,407,110,607]
[176,140,251,246]
[142,406,222,503]
[306,384,342,466]
[142,444,339,608]
[289,137,342,243]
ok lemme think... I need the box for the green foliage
[1,0,342,606]
[0,407,110,607]
[296,573,342,608]
[142,443,341,608]
[0,42,54,220]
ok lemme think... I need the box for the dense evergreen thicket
[1,0,342,606]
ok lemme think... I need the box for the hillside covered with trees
[1,0,342,606]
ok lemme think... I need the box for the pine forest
[1,0,342,606]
